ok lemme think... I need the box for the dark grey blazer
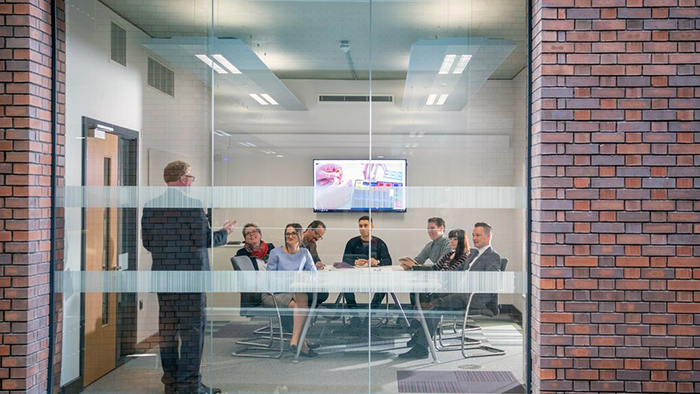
[459,247,502,316]
[142,188,228,272]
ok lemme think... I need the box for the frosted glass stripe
[55,271,525,294]
[58,186,526,209]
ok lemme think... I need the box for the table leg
[390,292,410,326]
[317,293,343,345]
[413,292,439,363]
[294,292,318,362]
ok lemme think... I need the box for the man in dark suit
[142,161,235,394]
[398,222,502,359]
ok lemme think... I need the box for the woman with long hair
[264,223,318,357]
[434,228,470,271]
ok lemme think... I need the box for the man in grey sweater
[399,217,452,269]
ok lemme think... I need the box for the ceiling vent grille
[318,94,393,103]
[110,22,127,66]
[148,58,175,97]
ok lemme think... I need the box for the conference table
[56,267,520,363]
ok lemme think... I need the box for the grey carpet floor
[82,317,524,394]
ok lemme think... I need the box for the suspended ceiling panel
[99,0,527,80]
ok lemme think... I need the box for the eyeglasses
[285,232,298,237]
[244,230,259,237]
[313,229,324,240]
[184,175,195,182]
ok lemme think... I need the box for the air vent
[110,22,126,66]
[148,58,175,97]
[318,94,393,103]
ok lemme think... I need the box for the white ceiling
[101,0,527,80]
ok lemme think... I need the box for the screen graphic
[313,159,407,212]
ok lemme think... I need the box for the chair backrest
[232,256,256,271]
[500,258,508,272]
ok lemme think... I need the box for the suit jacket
[342,236,392,267]
[141,188,228,272]
[459,247,502,316]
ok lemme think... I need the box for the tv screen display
[313,159,407,212]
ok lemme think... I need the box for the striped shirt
[434,250,469,271]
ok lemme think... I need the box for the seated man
[398,222,502,359]
[300,220,329,307]
[342,216,392,320]
[399,217,451,269]
[399,217,453,308]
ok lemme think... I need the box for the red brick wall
[531,0,700,393]
[0,0,65,393]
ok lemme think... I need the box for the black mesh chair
[434,257,509,359]
[230,256,285,359]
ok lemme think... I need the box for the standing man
[342,216,392,321]
[398,222,502,359]
[142,161,235,394]
[399,217,451,269]
[301,220,329,306]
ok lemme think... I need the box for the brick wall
[0,1,65,393]
[531,0,700,393]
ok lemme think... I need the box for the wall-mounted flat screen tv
[313,159,407,212]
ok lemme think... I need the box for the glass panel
[209,0,372,392]
[58,0,527,393]
[369,0,528,392]
[61,0,216,391]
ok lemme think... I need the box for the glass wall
[58,0,528,393]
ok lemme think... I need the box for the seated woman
[265,223,318,357]
[406,229,470,332]
[235,223,274,270]
[418,228,470,272]
[234,223,275,311]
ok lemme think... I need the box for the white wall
[64,0,145,384]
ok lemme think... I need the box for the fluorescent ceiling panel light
[438,54,456,74]
[437,94,449,105]
[452,55,473,74]
[276,155,284,158]
[212,54,241,74]
[412,143,419,148]
[426,94,437,106]
[196,54,226,74]
[260,94,279,105]
[249,94,269,105]
[238,141,257,147]
[214,129,231,137]
[418,132,425,138]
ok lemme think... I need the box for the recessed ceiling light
[214,129,231,137]
[212,54,241,74]
[195,54,226,74]
[453,55,473,74]
[438,54,456,75]
[426,94,437,106]
[436,94,449,105]
[417,132,425,138]
[378,155,384,158]
[249,94,268,105]
[260,94,279,105]
[276,155,284,158]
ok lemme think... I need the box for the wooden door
[83,132,119,385]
